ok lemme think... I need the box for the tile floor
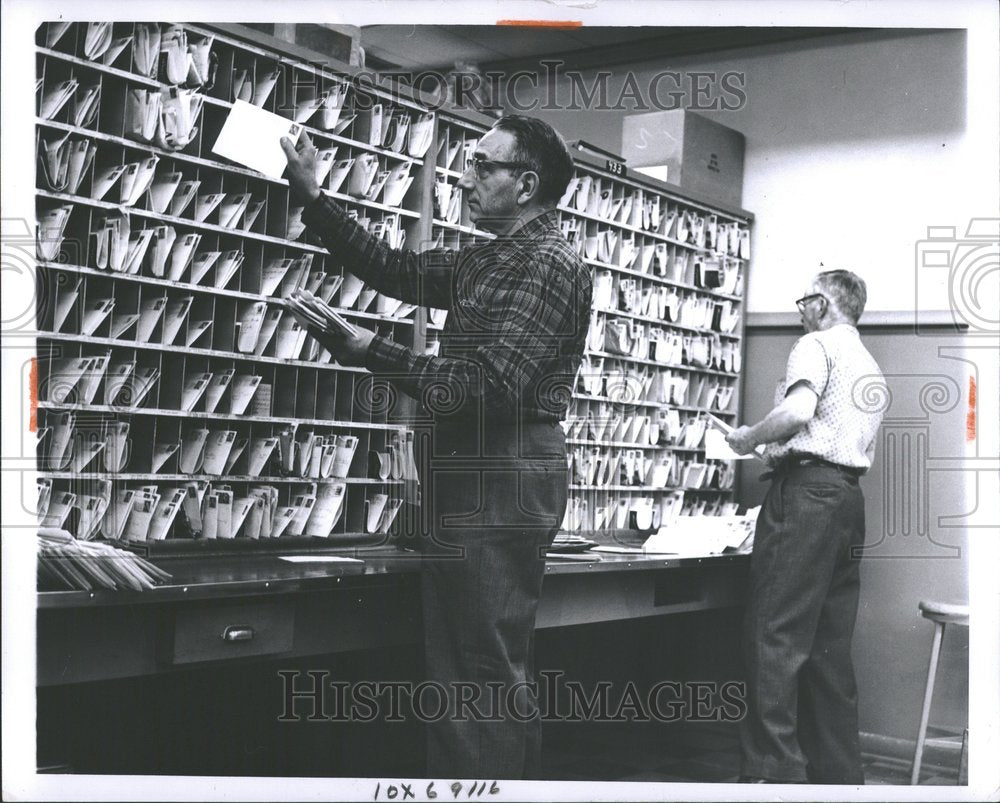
[540,720,961,785]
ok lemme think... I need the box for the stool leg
[911,621,946,784]
[959,728,969,785]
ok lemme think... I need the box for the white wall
[505,25,998,745]
[507,28,997,314]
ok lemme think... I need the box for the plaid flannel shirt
[302,196,592,422]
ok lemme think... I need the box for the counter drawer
[167,600,294,665]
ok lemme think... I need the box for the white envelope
[241,199,266,232]
[236,301,267,353]
[250,64,282,106]
[38,79,78,120]
[45,21,73,48]
[193,192,225,223]
[382,110,410,152]
[407,112,434,158]
[151,441,179,473]
[100,489,135,541]
[212,99,302,179]
[136,295,167,342]
[178,428,210,474]
[214,250,244,289]
[304,481,346,536]
[330,435,358,478]
[202,430,237,475]
[75,481,112,541]
[317,83,349,130]
[130,22,161,78]
[169,179,201,217]
[147,170,183,214]
[180,371,212,412]
[185,319,212,347]
[167,233,200,281]
[80,298,115,337]
[365,493,389,534]
[218,193,252,229]
[328,158,354,194]
[347,153,379,198]
[313,147,339,185]
[37,206,72,262]
[119,156,159,207]
[122,87,161,143]
[121,230,151,275]
[247,437,278,478]
[229,374,262,415]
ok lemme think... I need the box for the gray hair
[816,269,868,323]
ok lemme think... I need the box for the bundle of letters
[286,288,360,338]
[37,527,172,591]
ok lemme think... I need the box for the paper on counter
[212,99,303,179]
[279,555,363,564]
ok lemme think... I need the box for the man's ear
[516,171,541,205]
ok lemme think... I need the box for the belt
[764,454,864,481]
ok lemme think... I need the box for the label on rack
[606,159,627,177]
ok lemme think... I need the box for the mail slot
[168,600,294,665]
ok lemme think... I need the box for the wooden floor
[540,720,961,785]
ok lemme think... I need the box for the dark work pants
[421,420,567,779]
[740,464,867,784]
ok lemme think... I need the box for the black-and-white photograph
[3,1,998,801]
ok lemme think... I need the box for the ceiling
[360,25,861,73]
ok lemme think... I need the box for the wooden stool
[910,600,970,785]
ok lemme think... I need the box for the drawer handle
[221,625,255,642]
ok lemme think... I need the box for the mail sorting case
[559,150,752,537]
[33,21,753,556]
[34,22,434,553]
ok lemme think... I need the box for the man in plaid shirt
[283,115,592,778]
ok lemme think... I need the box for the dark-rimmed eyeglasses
[795,293,827,312]
[463,156,532,180]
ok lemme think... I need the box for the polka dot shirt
[764,324,885,470]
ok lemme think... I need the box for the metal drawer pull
[221,625,255,642]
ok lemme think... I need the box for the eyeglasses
[795,293,827,312]
[463,156,532,180]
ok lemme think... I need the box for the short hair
[490,114,575,205]
[816,269,868,323]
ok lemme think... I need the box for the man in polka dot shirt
[727,269,884,784]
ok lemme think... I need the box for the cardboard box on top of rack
[621,110,745,208]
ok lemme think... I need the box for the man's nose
[456,171,475,191]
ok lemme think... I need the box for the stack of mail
[156,87,204,151]
[286,288,359,338]
[159,25,216,88]
[37,528,171,591]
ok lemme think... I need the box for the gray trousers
[420,419,567,779]
[740,463,867,784]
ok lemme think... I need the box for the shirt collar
[497,208,558,242]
